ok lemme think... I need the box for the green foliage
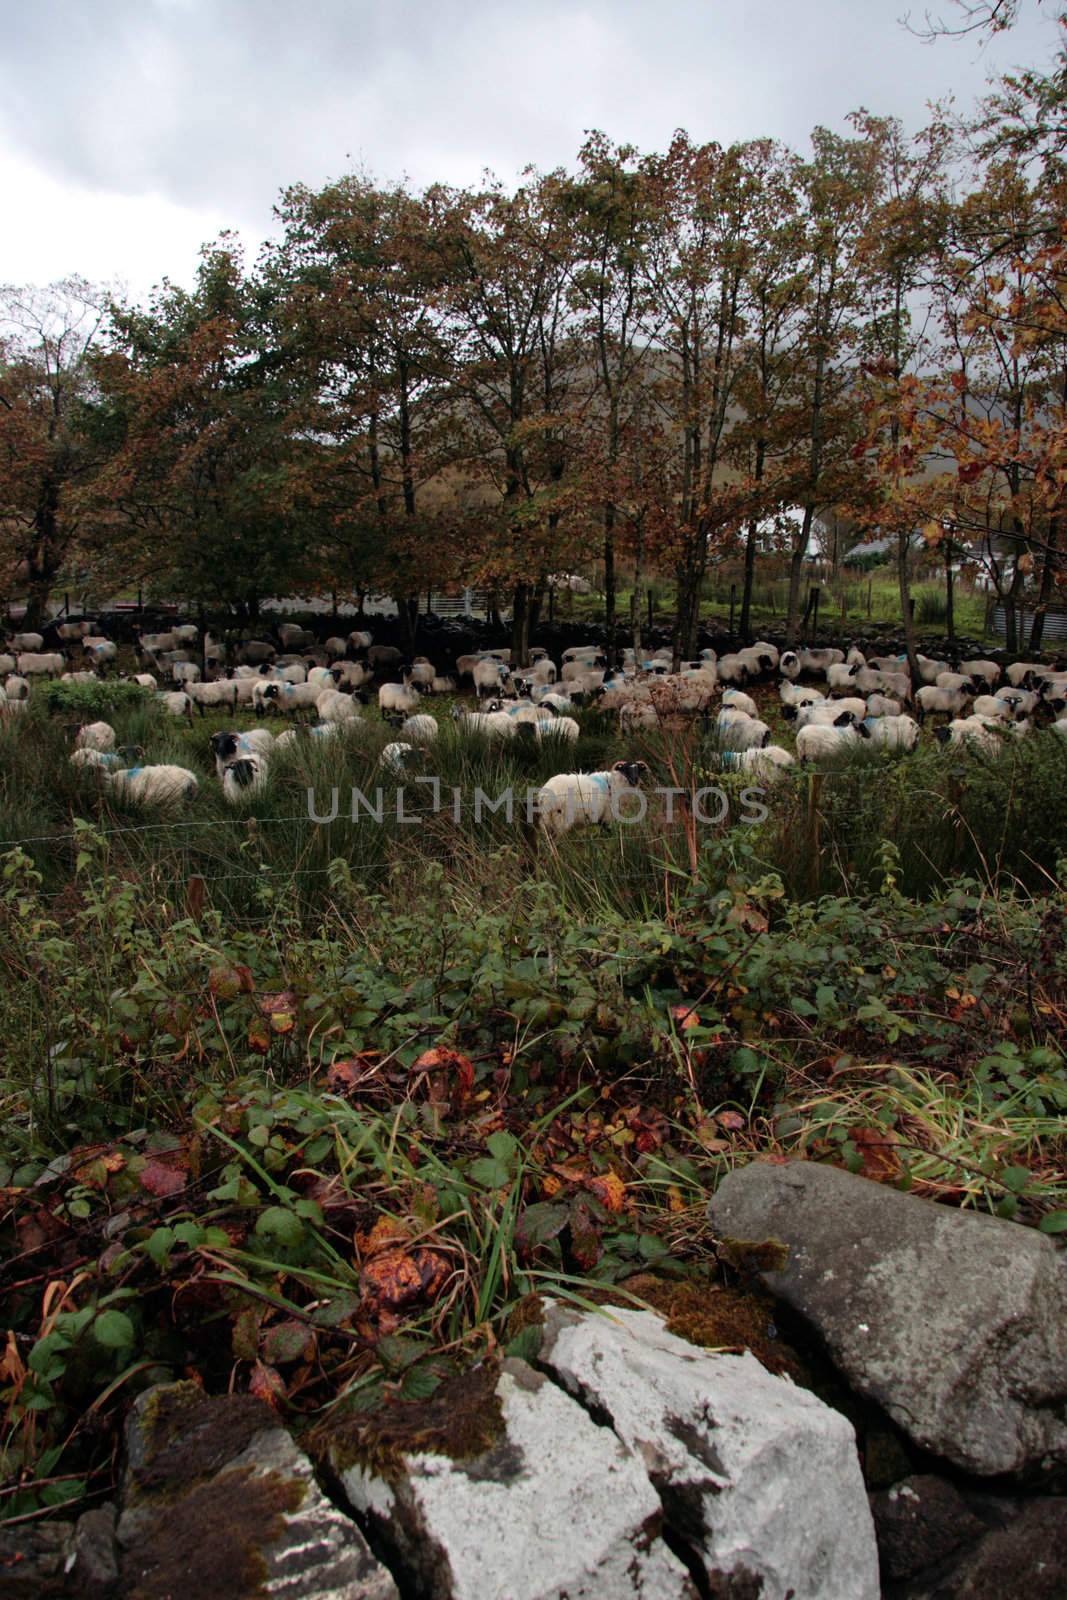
[43,679,152,719]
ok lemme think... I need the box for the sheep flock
[3,616,1066,827]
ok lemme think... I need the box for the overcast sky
[0,0,1059,301]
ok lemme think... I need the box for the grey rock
[902,1497,1067,1600]
[118,1381,396,1600]
[0,1522,72,1599]
[707,1160,1067,1476]
[69,1505,120,1597]
[540,1300,879,1600]
[870,1475,986,1583]
[334,1358,698,1599]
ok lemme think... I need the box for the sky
[0,0,1060,302]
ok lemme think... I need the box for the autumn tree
[100,246,314,622]
[0,278,114,625]
[426,175,584,664]
[780,128,884,646]
[269,178,464,641]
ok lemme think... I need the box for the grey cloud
[0,0,1059,233]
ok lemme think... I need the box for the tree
[100,246,313,622]
[269,177,463,642]
[0,278,113,625]
[427,175,583,664]
[781,127,883,647]
[553,134,662,660]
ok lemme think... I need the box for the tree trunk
[1029,515,1060,651]
[511,583,531,667]
[603,508,616,666]
[630,514,645,665]
[784,508,815,647]
[528,573,547,638]
[739,518,759,643]
[897,528,920,684]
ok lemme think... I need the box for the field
[2,650,1066,1524]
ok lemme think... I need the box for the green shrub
[44,680,152,719]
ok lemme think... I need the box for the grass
[566,571,991,639]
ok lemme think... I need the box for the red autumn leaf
[139,1156,188,1198]
[847,1125,902,1185]
[411,1046,477,1102]
[670,1004,700,1032]
[715,1111,746,1132]
[957,460,984,483]
[326,1054,381,1095]
[248,1360,287,1408]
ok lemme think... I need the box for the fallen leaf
[248,1360,286,1408]
[587,1173,626,1214]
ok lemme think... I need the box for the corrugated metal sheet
[992,605,1067,641]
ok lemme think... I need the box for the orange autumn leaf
[587,1172,627,1214]
[356,1215,411,1259]
[359,1246,450,1314]
[670,1004,700,1032]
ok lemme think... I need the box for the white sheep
[171,661,201,685]
[348,630,372,651]
[535,760,648,833]
[408,658,436,688]
[210,729,274,781]
[1005,661,1044,687]
[306,666,335,689]
[826,662,859,691]
[855,667,911,700]
[916,684,971,721]
[158,691,193,719]
[796,723,870,763]
[4,676,30,701]
[430,675,456,694]
[717,709,771,750]
[331,660,373,690]
[972,694,1011,722]
[109,764,199,806]
[861,714,920,751]
[316,689,362,723]
[935,716,1005,754]
[794,701,865,729]
[10,632,44,651]
[721,688,759,718]
[864,694,903,719]
[452,709,516,740]
[75,721,116,753]
[723,744,795,782]
[534,715,579,744]
[381,741,431,774]
[1052,718,1067,741]
[187,680,240,715]
[378,681,421,718]
[254,680,321,715]
[959,658,1001,688]
[133,673,158,689]
[473,659,512,698]
[16,652,64,678]
[222,753,269,801]
[780,681,825,709]
[994,686,1039,718]
[70,747,125,771]
[401,713,439,742]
